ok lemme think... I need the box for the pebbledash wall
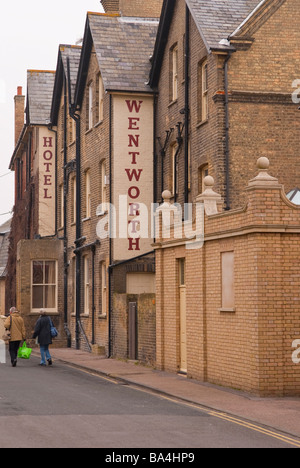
[154,158,300,397]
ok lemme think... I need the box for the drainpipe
[184,5,190,207]
[63,73,71,347]
[224,52,232,211]
[67,58,83,350]
[108,93,113,357]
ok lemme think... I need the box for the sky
[0,0,104,225]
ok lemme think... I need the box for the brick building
[7,0,300,396]
[149,0,300,395]
[150,0,300,209]
[49,0,162,360]
[7,71,64,341]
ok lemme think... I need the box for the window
[59,183,64,228]
[72,257,76,314]
[171,143,178,196]
[100,261,107,316]
[85,170,91,219]
[87,82,93,130]
[170,44,178,102]
[179,258,185,287]
[71,176,76,224]
[221,252,235,311]
[83,256,90,315]
[198,60,208,122]
[100,160,107,207]
[199,164,209,194]
[69,116,75,144]
[96,72,104,123]
[32,261,57,312]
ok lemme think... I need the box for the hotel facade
[6,0,300,396]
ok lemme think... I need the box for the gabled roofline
[50,47,65,126]
[150,0,274,88]
[148,0,175,89]
[73,14,94,110]
[230,0,267,37]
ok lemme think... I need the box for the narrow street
[0,354,298,449]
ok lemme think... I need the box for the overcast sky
[0,0,104,224]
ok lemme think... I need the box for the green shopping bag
[18,342,32,360]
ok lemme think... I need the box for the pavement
[33,347,300,440]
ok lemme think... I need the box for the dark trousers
[9,341,21,364]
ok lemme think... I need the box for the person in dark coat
[32,309,53,366]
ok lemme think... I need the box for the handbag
[49,317,58,338]
[18,341,32,360]
[2,315,11,342]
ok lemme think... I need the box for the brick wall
[155,0,300,212]
[154,160,300,396]
[102,0,163,17]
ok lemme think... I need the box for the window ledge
[168,99,178,108]
[94,120,104,129]
[219,308,236,313]
[97,210,108,217]
[196,119,209,129]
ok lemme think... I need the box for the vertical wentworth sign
[113,94,154,260]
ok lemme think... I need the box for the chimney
[101,0,120,14]
[119,0,163,17]
[14,86,25,146]
[101,0,163,17]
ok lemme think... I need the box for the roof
[75,13,159,105]
[26,70,56,125]
[187,0,261,50]
[51,45,82,125]
[149,0,263,86]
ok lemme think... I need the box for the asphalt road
[0,353,298,449]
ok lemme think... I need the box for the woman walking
[4,307,26,367]
[32,309,53,366]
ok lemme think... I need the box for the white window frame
[85,169,91,219]
[172,45,178,102]
[101,261,107,316]
[98,73,104,123]
[60,183,64,229]
[201,61,208,121]
[83,255,90,315]
[71,176,76,224]
[88,82,93,129]
[31,260,58,313]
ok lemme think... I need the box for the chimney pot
[17,86,23,96]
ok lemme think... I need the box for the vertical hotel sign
[38,128,56,237]
[113,95,153,260]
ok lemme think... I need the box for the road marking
[208,411,300,448]
[61,363,300,447]
[128,387,300,448]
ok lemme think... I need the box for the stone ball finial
[204,175,215,188]
[257,157,270,171]
[162,190,172,202]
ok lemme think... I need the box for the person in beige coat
[4,307,26,367]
